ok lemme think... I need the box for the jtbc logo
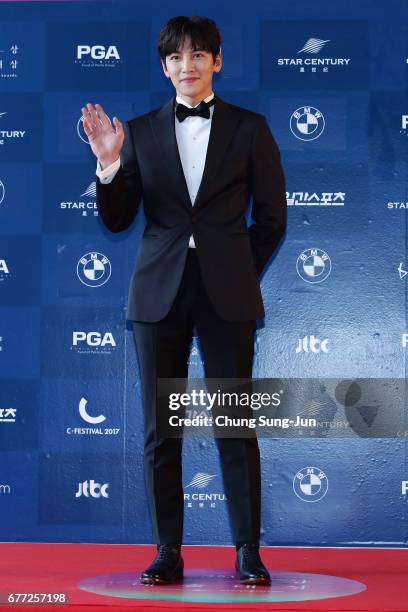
[75,480,109,498]
[72,332,116,347]
[77,45,120,60]
[296,335,329,353]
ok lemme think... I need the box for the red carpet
[0,543,406,610]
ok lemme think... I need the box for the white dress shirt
[96,92,215,249]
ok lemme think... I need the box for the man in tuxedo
[83,15,286,586]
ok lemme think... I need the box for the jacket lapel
[194,95,240,210]
[149,95,192,211]
[149,94,241,211]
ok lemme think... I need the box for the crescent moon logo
[79,397,106,424]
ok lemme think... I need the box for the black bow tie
[175,98,215,122]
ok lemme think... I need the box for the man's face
[161,36,222,104]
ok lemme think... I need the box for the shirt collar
[175,91,215,109]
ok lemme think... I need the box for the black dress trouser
[132,248,261,546]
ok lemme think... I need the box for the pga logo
[72,332,116,347]
[76,45,120,60]
[0,259,9,273]
[0,259,9,283]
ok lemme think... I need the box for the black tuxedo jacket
[96,94,287,322]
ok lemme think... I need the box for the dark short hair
[157,16,222,65]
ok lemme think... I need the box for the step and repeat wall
[0,0,407,546]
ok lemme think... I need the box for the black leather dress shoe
[140,544,184,585]
[235,543,271,585]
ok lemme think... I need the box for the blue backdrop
[0,0,407,547]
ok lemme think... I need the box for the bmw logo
[77,116,90,144]
[296,248,331,283]
[77,252,111,287]
[293,466,328,502]
[0,180,5,205]
[290,106,325,141]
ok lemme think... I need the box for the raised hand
[81,102,125,169]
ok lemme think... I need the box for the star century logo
[298,38,330,54]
